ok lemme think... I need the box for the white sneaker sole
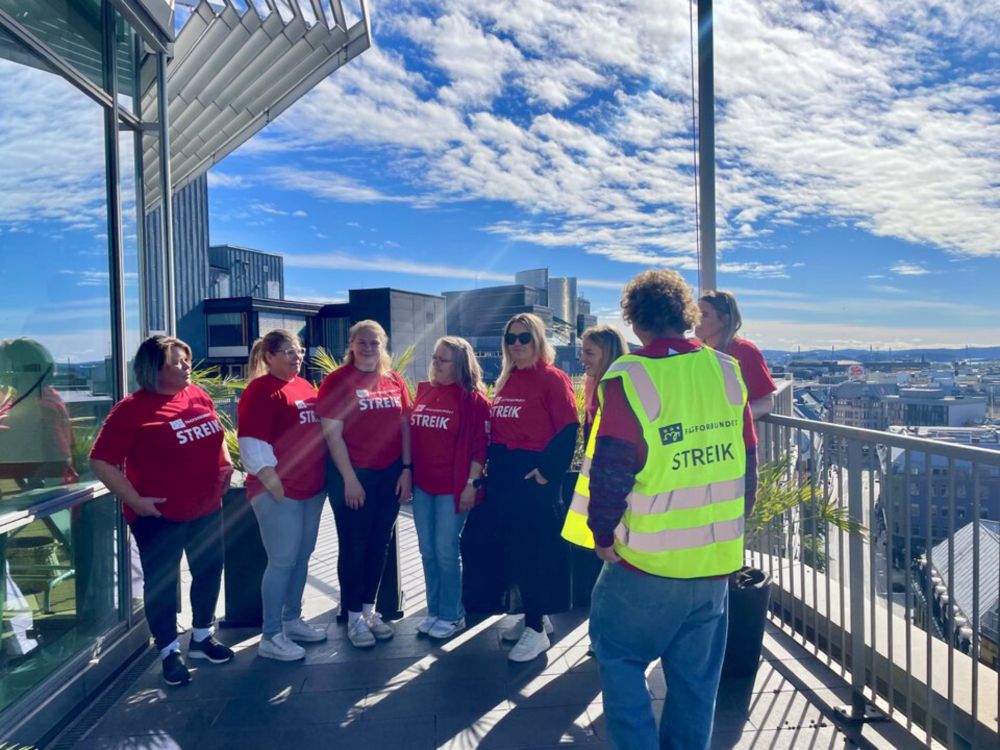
[258,646,305,662]
[284,629,327,643]
[500,617,554,642]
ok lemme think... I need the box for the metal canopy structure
[143,0,371,205]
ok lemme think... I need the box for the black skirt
[462,445,571,615]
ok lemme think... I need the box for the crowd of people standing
[89,271,775,750]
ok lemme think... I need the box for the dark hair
[134,336,191,392]
[621,270,700,336]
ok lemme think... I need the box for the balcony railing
[755,384,1000,749]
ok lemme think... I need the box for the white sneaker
[416,615,438,635]
[258,632,305,661]
[348,617,377,648]
[283,617,327,643]
[364,611,394,641]
[428,617,466,640]
[500,615,553,642]
[508,626,551,662]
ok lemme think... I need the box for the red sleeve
[394,372,413,413]
[237,380,275,441]
[316,369,350,421]
[742,403,757,450]
[470,392,490,465]
[545,368,579,432]
[596,379,645,469]
[730,340,776,402]
[89,398,137,465]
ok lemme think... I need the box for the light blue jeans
[411,487,469,622]
[250,491,326,638]
[590,562,729,750]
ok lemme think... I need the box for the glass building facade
[0,1,173,742]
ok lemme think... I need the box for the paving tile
[745,685,852,731]
[74,730,202,749]
[211,689,366,728]
[437,705,600,749]
[86,699,226,737]
[507,671,604,710]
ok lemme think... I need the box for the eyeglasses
[278,348,305,357]
[504,332,532,346]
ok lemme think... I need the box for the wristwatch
[466,477,483,489]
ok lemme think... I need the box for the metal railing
[754,395,1000,749]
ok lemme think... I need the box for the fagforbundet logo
[659,423,684,445]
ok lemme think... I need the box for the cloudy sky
[202,0,999,350]
[4,1,997,362]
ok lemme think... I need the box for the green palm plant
[309,344,417,400]
[191,363,246,473]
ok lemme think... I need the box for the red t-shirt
[491,361,578,452]
[316,364,411,470]
[90,385,229,523]
[237,374,326,501]
[411,382,490,496]
[725,337,777,403]
[597,339,755,469]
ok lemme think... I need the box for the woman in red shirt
[696,291,777,421]
[90,336,233,687]
[490,313,578,662]
[238,329,328,662]
[317,320,412,649]
[580,324,629,444]
[410,336,490,640]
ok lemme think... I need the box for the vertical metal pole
[103,1,126,405]
[847,439,868,718]
[696,0,717,293]
[156,51,175,335]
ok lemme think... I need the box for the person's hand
[524,468,548,485]
[129,495,166,518]
[596,545,621,563]
[459,484,477,512]
[396,469,413,503]
[344,476,366,509]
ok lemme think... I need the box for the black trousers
[485,446,571,626]
[327,460,401,614]
[130,510,224,651]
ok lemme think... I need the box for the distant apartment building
[883,427,1000,561]
[884,387,986,427]
[828,381,891,431]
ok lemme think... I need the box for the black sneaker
[162,652,191,686]
[188,635,234,664]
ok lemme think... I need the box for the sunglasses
[504,332,533,346]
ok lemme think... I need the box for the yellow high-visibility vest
[561,347,748,578]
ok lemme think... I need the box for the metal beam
[697,0,717,293]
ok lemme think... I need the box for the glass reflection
[1,497,121,713]
[0,29,111,510]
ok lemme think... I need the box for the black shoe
[188,635,234,664]
[162,652,191,686]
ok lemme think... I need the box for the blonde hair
[495,313,554,392]
[134,335,191,392]
[430,336,485,394]
[699,290,743,350]
[582,324,628,380]
[248,329,301,381]
[344,320,392,375]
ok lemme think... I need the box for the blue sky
[3,1,998,363]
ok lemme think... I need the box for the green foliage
[570,375,587,470]
[191,364,246,474]
[745,454,868,573]
[308,344,417,401]
[308,346,339,379]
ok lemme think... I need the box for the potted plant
[723,454,866,678]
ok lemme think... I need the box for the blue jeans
[590,562,728,750]
[411,487,469,621]
[251,491,326,638]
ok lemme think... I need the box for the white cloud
[890,261,931,276]
[249,0,1000,268]
[282,251,511,284]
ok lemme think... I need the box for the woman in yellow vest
[563,270,756,750]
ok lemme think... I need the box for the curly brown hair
[621,270,700,336]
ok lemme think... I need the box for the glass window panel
[0,0,104,90]
[120,130,140,393]
[207,313,245,347]
[0,26,112,510]
[257,313,306,341]
[113,8,136,111]
[0,495,123,712]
